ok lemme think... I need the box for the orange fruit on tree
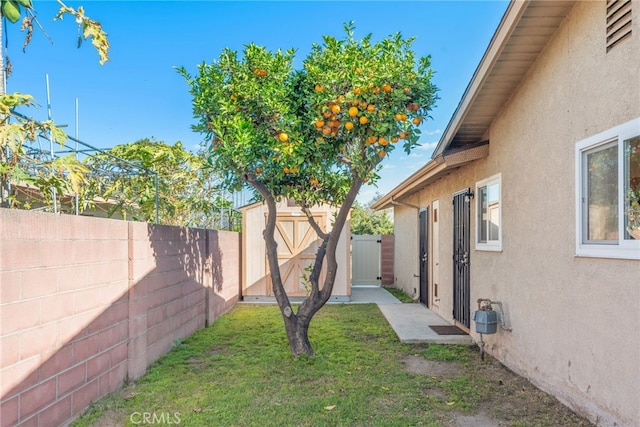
[337,95,345,103]
[379,137,388,146]
[399,131,408,139]
[292,166,299,174]
[283,167,291,173]
[322,126,331,135]
[315,84,324,92]
[323,111,332,118]
[372,87,381,94]
[367,104,375,112]
[395,113,404,121]
[391,136,399,143]
[404,87,410,94]
[348,107,359,117]
[354,87,362,95]
[310,178,319,186]
[382,83,391,92]
[379,150,386,158]
[359,116,368,125]
[412,117,423,125]
[345,121,354,131]
[330,104,341,114]
[278,132,289,142]
[315,120,325,128]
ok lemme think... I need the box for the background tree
[180,23,437,356]
[85,138,236,228]
[0,0,109,207]
[350,201,394,235]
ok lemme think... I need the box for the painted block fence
[0,209,241,426]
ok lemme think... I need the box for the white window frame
[575,117,640,260]
[475,173,502,252]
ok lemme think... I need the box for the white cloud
[416,140,438,151]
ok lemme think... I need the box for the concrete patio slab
[349,286,474,345]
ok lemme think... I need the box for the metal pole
[46,74,57,213]
[74,97,79,215]
[154,172,159,224]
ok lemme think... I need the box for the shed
[241,199,351,301]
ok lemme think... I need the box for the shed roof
[372,0,576,210]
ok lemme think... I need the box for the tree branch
[300,203,329,240]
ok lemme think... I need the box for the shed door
[351,235,381,286]
[453,189,472,328]
[268,213,325,296]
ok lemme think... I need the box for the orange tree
[179,23,437,356]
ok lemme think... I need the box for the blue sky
[6,0,509,204]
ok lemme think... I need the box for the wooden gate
[268,213,325,296]
[351,234,382,286]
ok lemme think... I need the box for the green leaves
[54,2,110,65]
[1,0,23,23]
[86,138,229,227]
[182,24,438,209]
[351,202,394,235]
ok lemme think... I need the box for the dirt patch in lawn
[404,354,462,377]
[406,349,593,427]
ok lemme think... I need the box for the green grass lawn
[384,286,415,303]
[73,304,590,427]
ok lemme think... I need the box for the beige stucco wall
[394,2,639,425]
[241,200,351,300]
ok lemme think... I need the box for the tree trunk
[247,174,363,357]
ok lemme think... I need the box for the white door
[432,200,440,308]
[351,235,381,286]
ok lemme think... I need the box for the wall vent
[606,0,633,52]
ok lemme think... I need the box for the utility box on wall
[473,309,498,334]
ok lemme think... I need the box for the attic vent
[606,0,632,52]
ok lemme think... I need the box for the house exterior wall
[393,2,639,425]
[241,200,350,300]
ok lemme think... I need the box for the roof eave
[371,142,489,210]
[432,0,529,158]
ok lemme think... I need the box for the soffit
[439,0,576,152]
[372,0,577,210]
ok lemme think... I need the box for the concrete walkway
[348,286,474,345]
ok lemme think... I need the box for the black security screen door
[452,189,471,328]
[419,208,429,306]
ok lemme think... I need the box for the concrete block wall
[0,209,241,426]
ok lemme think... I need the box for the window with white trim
[576,118,640,259]
[476,173,502,251]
